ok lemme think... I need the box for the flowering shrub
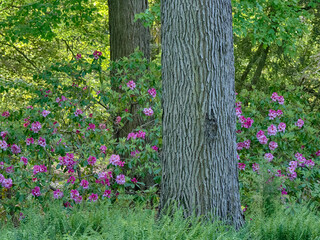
[236,87,320,211]
[0,51,161,217]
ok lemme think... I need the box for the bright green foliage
[1,201,320,239]
[233,0,311,54]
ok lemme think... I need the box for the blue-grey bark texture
[160,0,244,229]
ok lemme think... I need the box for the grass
[1,200,320,240]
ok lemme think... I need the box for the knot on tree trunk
[205,109,218,140]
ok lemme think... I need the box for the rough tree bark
[108,0,150,61]
[160,0,244,229]
[108,0,151,139]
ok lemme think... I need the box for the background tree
[108,0,150,61]
[160,0,244,228]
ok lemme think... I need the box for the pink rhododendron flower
[143,107,154,116]
[2,111,10,118]
[151,145,158,151]
[237,142,244,150]
[99,123,106,130]
[271,92,279,101]
[136,130,146,139]
[38,137,46,147]
[258,135,268,145]
[127,132,137,140]
[267,124,277,136]
[70,189,80,200]
[295,119,304,128]
[63,201,72,208]
[127,81,136,90]
[1,131,8,139]
[0,174,4,183]
[278,122,286,132]
[276,110,283,117]
[87,156,97,166]
[115,116,121,124]
[74,109,83,117]
[53,189,64,199]
[131,178,138,183]
[31,186,41,197]
[26,137,34,145]
[41,110,50,117]
[31,121,42,133]
[243,140,251,149]
[281,188,288,195]
[93,50,102,59]
[277,96,284,105]
[33,165,47,175]
[264,153,274,162]
[269,141,278,151]
[11,144,21,154]
[109,154,120,166]
[268,110,277,120]
[100,145,107,154]
[87,123,96,131]
[305,159,315,168]
[2,178,12,189]
[241,117,254,128]
[6,166,14,173]
[26,105,33,109]
[59,153,77,170]
[74,195,83,204]
[131,150,140,157]
[235,102,242,107]
[80,179,89,189]
[40,165,47,173]
[103,190,112,198]
[148,88,157,98]
[88,193,98,202]
[238,163,246,171]
[67,176,76,184]
[235,107,242,117]
[288,171,297,180]
[316,150,320,156]
[116,174,126,185]
[0,140,8,150]
[76,53,82,60]
[252,163,260,173]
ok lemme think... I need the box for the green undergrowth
[1,200,320,240]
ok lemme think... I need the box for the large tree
[160,0,244,228]
[108,0,150,61]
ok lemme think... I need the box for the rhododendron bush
[1,50,320,220]
[236,87,320,211]
[0,51,161,217]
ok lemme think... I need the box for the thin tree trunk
[160,0,244,229]
[237,43,264,88]
[108,0,150,61]
[251,46,270,86]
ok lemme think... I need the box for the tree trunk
[237,43,264,89]
[108,0,150,139]
[108,0,150,61]
[160,0,244,229]
[251,46,270,87]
